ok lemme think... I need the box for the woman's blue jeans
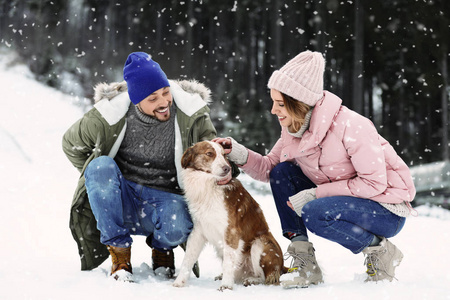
[84,156,193,251]
[269,162,406,254]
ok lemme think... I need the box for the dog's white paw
[243,277,263,286]
[218,284,233,292]
[172,280,186,288]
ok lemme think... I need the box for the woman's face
[137,86,173,122]
[270,89,292,128]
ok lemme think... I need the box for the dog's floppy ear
[181,145,195,169]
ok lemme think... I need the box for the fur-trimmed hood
[93,80,212,104]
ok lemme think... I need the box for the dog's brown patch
[181,141,217,172]
[224,179,284,283]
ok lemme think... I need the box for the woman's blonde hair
[281,92,311,133]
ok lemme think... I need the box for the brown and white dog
[173,141,285,291]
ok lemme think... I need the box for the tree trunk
[352,0,364,114]
[441,44,449,161]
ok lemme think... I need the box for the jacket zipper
[317,143,332,183]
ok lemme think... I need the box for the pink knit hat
[268,50,325,106]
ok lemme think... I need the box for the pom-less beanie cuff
[123,52,170,105]
[268,50,325,107]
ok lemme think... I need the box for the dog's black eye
[205,151,213,157]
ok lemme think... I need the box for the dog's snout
[222,165,231,174]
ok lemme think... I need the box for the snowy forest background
[1,0,450,167]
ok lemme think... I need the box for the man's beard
[137,103,172,122]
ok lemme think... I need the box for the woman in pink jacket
[214,50,415,287]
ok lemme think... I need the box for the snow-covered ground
[1,51,449,300]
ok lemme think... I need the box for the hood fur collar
[93,80,212,104]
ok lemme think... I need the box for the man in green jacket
[62,52,217,282]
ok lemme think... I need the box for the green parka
[62,80,218,270]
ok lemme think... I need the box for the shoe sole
[282,280,323,289]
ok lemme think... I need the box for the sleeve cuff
[289,188,317,216]
[228,137,249,165]
[289,192,307,216]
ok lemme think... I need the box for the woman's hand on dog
[212,137,232,154]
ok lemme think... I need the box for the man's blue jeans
[84,156,193,251]
[269,162,406,254]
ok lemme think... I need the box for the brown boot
[152,248,175,278]
[107,245,133,282]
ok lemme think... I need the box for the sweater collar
[288,109,313,138]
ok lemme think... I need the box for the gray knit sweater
[114,104,182,194]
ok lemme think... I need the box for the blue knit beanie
[123,52,170,105]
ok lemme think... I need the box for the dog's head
[181,141,232,185]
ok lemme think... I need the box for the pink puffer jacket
[241,91,415,204]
